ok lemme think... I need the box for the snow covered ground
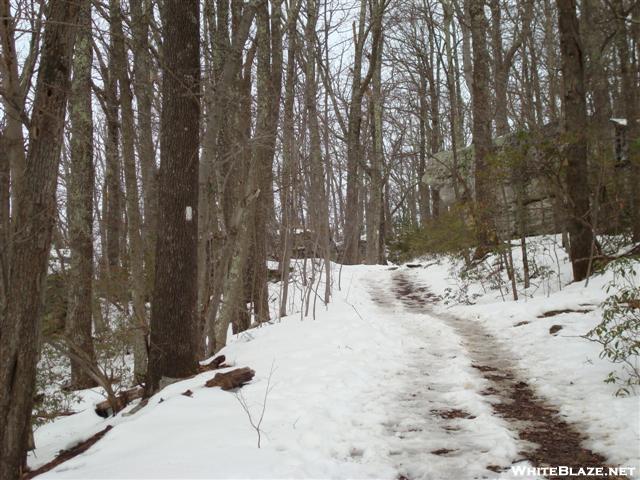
[29,239,640,479]
[406,237,640,473]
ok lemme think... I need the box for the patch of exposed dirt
[472,364,498,372]
[392,272,623,479]
[495,381,624,479]
[486,464,506,473]
[550,324,564,335]
[538,308,593,318]
[431,448,456,456]
[430,408,476,420]
[513,321,530,327]
[485,372,514,382]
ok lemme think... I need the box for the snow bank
[30,244,639,478]
[409,237,640,472]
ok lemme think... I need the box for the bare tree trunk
[214,183,259,352]
[457,0,474,97]
[0,2,81,478]
[342,0,368,265]
[490,0,530,136]
[583,0,615,231]
[131,0,158,295]
[543,0,560,121]
[279,0,300,317]
[366,26,384,265]
[343,0,384,264]
[490,0,508,136]
[147,0,200,393]
[427,19,441,157]
[199,0,257,350]
[66,0,98,390]
[417,75,430,223]
[613,0,640,241]
[104,29,122,272]
[443,0,462,201]
[0,0,27,208]
[557,0,593,281]
[304,0,333,294]
[0,133,7,313]
[0,1,43,314]
[112,0,148,381]
[251,0,283,323]
[470,0,496,254]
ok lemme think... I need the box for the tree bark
[613,0,640,240]
[131,0,158,296]
[470,0,496,254]
[0,2,81,478]
[112,0,148,381]
[0,0,27,209]
[342,0,368,265]
[366,24,384,265]
[304,0,333,296]
[279,0,300,317]
[543,0,560,121]
[66,0,98,390]
[0,132,7,313]
[104,25,122,272]
[251,0,283,323]
[147,0,200,393]
[343,0,384,264]
[198,0,258,352]
[557,0,594,281]
[417,74,430,223]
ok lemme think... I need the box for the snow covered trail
[383,271,632,480]
[30,263,637,479]
[365,274,522,479]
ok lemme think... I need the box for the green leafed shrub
[587,258,640,395]
[389,206,476,262]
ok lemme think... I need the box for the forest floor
[29,239,640,479]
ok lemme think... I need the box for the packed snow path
[372,271,625,479]
[29,262,638,479]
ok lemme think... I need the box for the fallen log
[205,367,255,390]
[23,426,112,479]
[198,355,226,372]
[95,387,144,418]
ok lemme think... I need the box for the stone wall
[422,124,561,238]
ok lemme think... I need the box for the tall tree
[304,0,333,294]
[613,0,640,240]
[202,0,260,354]
[278,0,301,317]
[342,0,384,264]
[469,0,496,254]
[66,0,98,390]
[0,0,42,311]
[251,0,283,323]
[131,0,158,293]
[103,15,122,273]
[0,1,81,477]
[147,0,200,392]
[366,14,385,265]
[557,0,593,281]
[112,0,148,381]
